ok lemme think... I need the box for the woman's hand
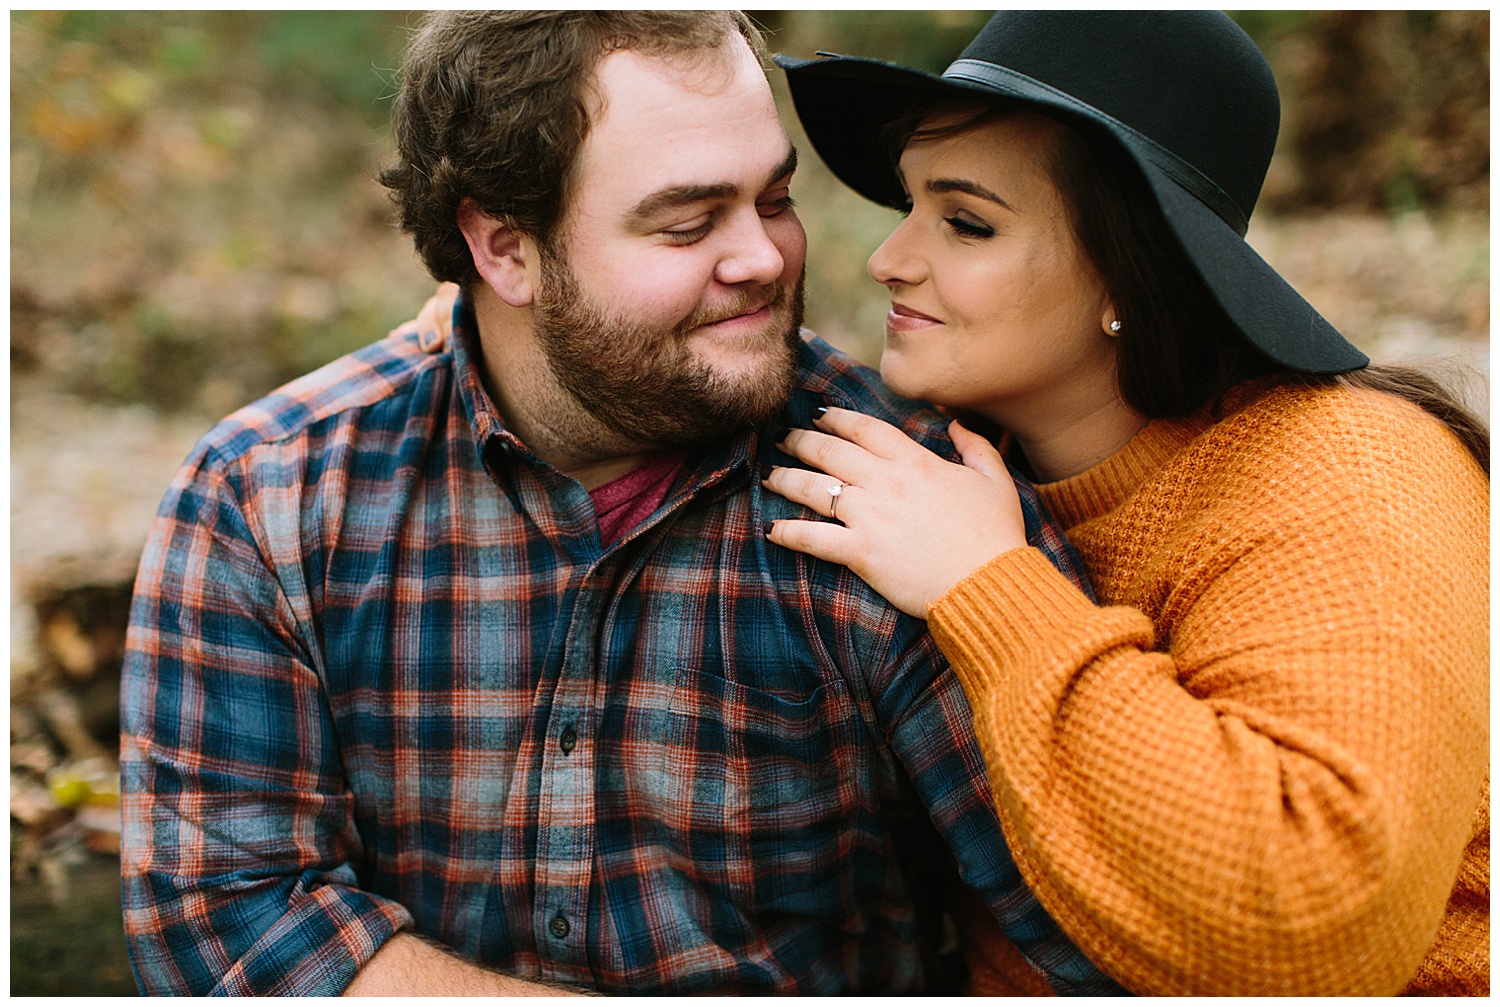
[763,407,1028,618]
[388,282,460,352]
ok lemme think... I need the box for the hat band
[943,58,1250,237]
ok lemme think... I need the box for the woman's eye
[946,215,994,239]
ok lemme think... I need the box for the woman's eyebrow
[927,176,1016,212]
[626,146,799,226]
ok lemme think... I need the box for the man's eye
[662,218,712,244]
[757,194,796,217]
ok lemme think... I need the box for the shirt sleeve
[119,447,411,996]
[870,470,1125,996]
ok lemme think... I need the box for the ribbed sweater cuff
[929,546,1097,700]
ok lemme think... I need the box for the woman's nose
[867,217,920,288]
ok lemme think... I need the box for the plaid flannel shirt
[120,298,1121,996]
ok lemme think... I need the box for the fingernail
[762,521,774,537]
[772,426,791,443]
[813,406,829,420]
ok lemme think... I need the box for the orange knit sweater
[930,382,1489,996]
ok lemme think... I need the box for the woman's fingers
[390,282,461,352]
[419,282,461,351]
[781,408,973,484]
[763,465,858,521]
[776,426,881,486]
[764,517,856,567]
[949,419,1008,482]
[812,406,932,461]
[763,414,1029,620]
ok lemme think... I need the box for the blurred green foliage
[756,9,993,72]
[25,10,409,125]
[1229,10,1316,44]
[11,11,432,415]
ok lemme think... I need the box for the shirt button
[559,726,577,754]
[549,914,570,939]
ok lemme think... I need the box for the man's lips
[713,304,770,324]
[886,302,941,331]
[699,300,774,329]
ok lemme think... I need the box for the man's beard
[532,249,805,451]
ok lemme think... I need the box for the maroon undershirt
[587,452,687,546]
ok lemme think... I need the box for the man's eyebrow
[626,146,799,226]
[927,176,1015,211]
[766,145,798,191]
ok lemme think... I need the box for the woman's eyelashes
[945,213,994,239]
[897,197,995,239]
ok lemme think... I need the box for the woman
[760,10,1488,998]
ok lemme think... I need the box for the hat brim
[775,53,1368,375]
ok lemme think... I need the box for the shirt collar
[448,288,521,460]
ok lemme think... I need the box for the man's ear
[457,199,540,308]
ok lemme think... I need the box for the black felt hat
[774,10,1368,374]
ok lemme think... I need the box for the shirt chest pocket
[657,666,868,916]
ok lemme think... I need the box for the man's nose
[714,214,786,287]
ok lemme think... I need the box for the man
[120,11,1117,996]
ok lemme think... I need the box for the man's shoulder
[192,332,449,469]
[794,332,951,454]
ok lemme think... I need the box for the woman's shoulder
[1044,376,1484,532]
[1210,378,1481,483]
[1166,378,1487,547]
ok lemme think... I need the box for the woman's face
[868,110,1119,429]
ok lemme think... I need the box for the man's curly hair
[380,11,765,284]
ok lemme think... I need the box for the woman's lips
[886,302,941,332]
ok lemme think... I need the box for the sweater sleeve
[928,397,1489,996]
